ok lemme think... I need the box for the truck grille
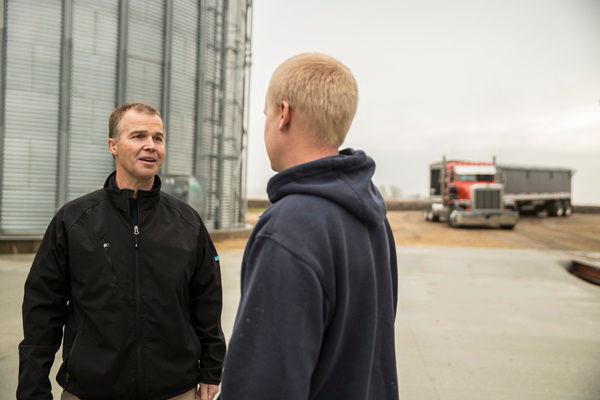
[473,188,502,210]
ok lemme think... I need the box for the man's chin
[133,169,158,182]
[138,164,161,174]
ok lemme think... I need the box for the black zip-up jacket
[17,172,226,400]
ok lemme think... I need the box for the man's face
[109,109,166,183]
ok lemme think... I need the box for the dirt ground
[216,210,600,253]
[388,211,600,251]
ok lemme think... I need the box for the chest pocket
[67,221,126,305]
[101,238,119,286]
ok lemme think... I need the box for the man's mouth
[139,157,156,163]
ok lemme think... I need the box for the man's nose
[142,137,156,150]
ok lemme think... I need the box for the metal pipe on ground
[568,260,600,286]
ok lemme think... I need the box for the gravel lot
[388,211,600,251]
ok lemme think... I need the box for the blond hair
[267,53,358,147]
[109,103,162,139]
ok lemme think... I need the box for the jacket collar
[103,171,161,224]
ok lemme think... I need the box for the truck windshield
[457,174,494,182]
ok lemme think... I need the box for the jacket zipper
[133,223,142,399]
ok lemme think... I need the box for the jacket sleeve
[189,222,226,385]
[17,214,70,400]
[220,236,327,400]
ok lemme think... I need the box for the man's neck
[278,146,339,172]
[115,172,154,199]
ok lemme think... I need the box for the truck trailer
[496,165,573,217]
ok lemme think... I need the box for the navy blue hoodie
[221,149,399,400]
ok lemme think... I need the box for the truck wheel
[448,209,459,228]
[547,201,563,217]
[555,202,564,217]
[424,210,432,221]
[500,224,515,230]
[424,207,439,222]
[562,200,572,217]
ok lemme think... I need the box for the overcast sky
[245,0,600,205]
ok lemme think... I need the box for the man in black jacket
[17,103,225,400]
[220,54,399,399]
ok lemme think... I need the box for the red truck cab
[426,159,519,228]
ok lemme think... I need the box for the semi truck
[425,157,518,228]
[425,157,573,228]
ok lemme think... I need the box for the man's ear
[108,138,118,158]
[279,101,291,131]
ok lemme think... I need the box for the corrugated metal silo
[0,0,252,237]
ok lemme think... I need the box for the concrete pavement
[1,247,599,399]
[395,247,600,400]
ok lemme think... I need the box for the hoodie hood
[267,148,386,226]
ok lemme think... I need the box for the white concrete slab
[395,247,600,400]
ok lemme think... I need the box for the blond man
[220,54,399,399]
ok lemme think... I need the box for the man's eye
[154,137,163,142]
